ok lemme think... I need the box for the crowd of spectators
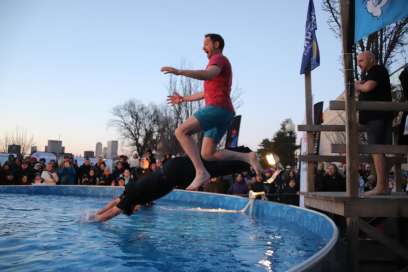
[314,162,407,193]
[204,166,300,205]
[0,150,301,206]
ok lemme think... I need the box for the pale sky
[0,0,349,155]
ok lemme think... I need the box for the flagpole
[305,71,315,193]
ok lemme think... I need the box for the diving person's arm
[96,197,121,215]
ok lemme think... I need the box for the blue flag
[355,0,408,42]
[300,0,320,75]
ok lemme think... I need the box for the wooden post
[305,71,315,192]
[347,217,360,271]
[340,0,359,197]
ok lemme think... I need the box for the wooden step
[299,154,406,164]
[297,124,366,132]
[329,100,408,111]
[331,144,408,154]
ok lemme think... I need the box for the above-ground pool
[0,186,337,272]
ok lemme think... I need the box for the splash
[79,211,97,223]
[182,191,265,215]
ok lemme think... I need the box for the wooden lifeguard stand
[299,1,408,271]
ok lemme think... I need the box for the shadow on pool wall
[0,185,341,272]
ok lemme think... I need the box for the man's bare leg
[200,137,264,177]
[175,116,210,191]
[364,153,388,196]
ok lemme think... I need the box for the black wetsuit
[117,148,251,215]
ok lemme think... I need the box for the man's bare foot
[363,186,389,196]
[186,171,211,191]
[249,152,263,177]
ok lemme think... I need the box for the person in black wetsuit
[92,147,252,222]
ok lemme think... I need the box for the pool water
[0,193,326,272]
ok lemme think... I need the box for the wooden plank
[299,154,405,164]
[332,144,408,154]
[358,219,408,262]
[329,100,346,110]
[302,192,408,217]
[329,100,408,111]
[304,195,346,216]
[299,155,346,162]
[298,125,346,132]
[297,124,365,132]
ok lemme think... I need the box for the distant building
[106,141,118,159]
[84,151,95,158]
[31,146,37,155]
[95,142,103,158]
[103,147,107,159]
[46,140,64,155]
[8,144,21,155]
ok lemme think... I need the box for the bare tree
[110,100,162,157]
[322,0,408,78]
[0,128,35,155]
[156,104,181,156]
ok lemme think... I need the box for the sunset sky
[0,0,352,155]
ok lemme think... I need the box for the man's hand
[167,92,183,105]
[161,66,181,75]
[354,80,362,94]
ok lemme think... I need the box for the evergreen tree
[257,119,298,168]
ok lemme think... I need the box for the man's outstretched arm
[95,206,123,222]
[96,197,121,215]
[161,65,221,80]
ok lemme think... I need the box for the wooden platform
[302,192,408,218]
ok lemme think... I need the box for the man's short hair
[205,33,225,51]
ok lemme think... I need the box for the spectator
[318,164,346,192]
[122,169,133,185]
[228,173,249,196]
[100,168,114,186]
[117,177,125,187]
[41,162,59,185]
[249,175,265,199]
[32,174,43,185]
[205,176,228,194]
[119,155,130,170]
[58,161,77,185]
[78,158,92,184]
[20,175,30,185]
[149,162,157,173]
[355,51,392,195]
[86,168,99,185]
[1,163,15,185]
[95,161,106,179]
[112,161,125,180]
[33,163,43,175]
[249,175,265,194]
[144,149,156,169]
[19,160,34,184]
[282,170,299,205]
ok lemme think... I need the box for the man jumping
[161,33,262,191]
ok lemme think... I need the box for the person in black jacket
[320,164,346,192]
[90,147,252,222]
